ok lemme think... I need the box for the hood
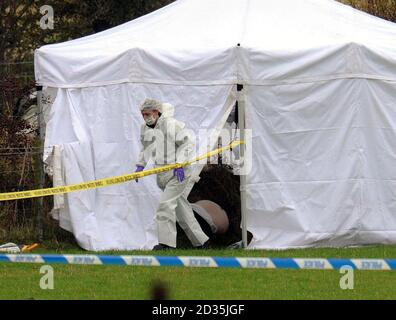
[160,103,174,118]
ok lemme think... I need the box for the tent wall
[247,79,396,248]
[45,83,234,250]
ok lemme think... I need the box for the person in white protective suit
[135,98,210,250]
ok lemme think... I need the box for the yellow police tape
[0,140,244,201]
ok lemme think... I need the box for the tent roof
[35,0,396,87]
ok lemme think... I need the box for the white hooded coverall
[137,103,209,248]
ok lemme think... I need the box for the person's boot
[195,239,212,249]
[152,243,175,251]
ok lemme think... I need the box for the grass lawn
[1,245,396,300]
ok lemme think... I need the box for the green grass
[1,245,396,300]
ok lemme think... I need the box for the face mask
[145,115,156,126]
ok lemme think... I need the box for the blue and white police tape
[0,254,396,270]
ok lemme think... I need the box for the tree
[0,0,174,63]
[339,0,396,22]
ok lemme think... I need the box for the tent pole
[36,85,44,242]
[237,84,248,249]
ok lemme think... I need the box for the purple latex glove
[173,167,185,182]
[135,165,144,182]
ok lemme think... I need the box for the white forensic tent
[35,0,396,250]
